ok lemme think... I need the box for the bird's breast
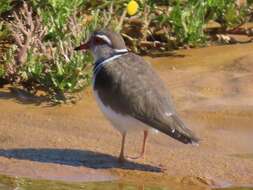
[93,89,152,133]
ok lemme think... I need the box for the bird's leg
[127,130,148,160]
[118,132,126,163]
[141,130,148,158]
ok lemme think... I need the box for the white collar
[114,48,128,53]
[92,52,128,86]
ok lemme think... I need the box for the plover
[75,29,199,162]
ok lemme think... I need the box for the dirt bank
[0,43,253,188]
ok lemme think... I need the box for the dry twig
[9,2,34,65]
[5,1,48,82]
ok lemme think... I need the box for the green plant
[21,44,92,101]
[0,64,4,78]
[206,0,247,29]
[0,22,9,41]
[34,0,86,41]
[168,0,249,46]
[169,0,207,46]
[48,48,92,93]
[0,0,12,15]
[3,1,94,102]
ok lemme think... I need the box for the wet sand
[0,43,253,189]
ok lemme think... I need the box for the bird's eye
[94,36,104,44]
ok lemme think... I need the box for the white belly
[93,90,154,134]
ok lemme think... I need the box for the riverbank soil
[0,43,253,189]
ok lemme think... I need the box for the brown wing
[94,53,199,144]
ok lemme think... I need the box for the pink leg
[118,132,126,163]
[127,130,148,159]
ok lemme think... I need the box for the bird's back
[94,53,199,144]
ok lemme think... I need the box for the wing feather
[94,53,199,144]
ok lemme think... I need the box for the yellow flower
[127,0,139,16]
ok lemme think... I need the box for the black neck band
[93,50,128,72]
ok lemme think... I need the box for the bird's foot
[118,155,126,163]
[126,153,145,161]
[118,155,144,163]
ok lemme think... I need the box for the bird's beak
[74,40,90,51]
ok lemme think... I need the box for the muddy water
[0,43,253,189]
[0,174,252,190]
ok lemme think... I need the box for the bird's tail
[159,114,199,145]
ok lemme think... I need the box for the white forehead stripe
[96,34,112,45]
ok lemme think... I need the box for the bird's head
[75,29,128,61]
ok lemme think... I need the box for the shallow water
[0,175,189,190]
[0,175,252,190]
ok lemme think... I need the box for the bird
[75,29,199,162]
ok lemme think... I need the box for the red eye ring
[94,36,104,44]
